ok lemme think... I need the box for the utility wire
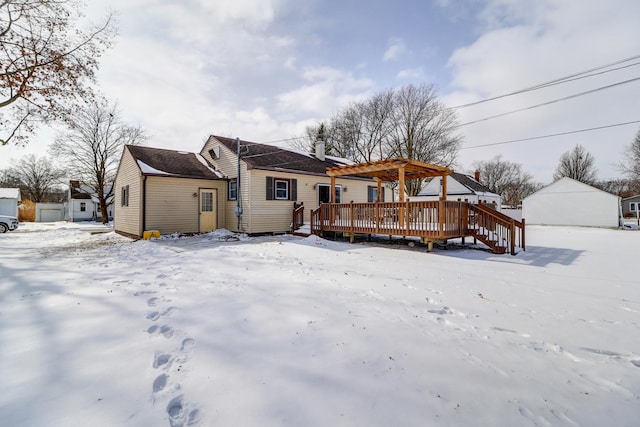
[460,120,640,150]
[457,76,640,127]
[450,54,640,109]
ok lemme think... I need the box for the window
[80,202,86,212]
[631,202,637,212]
[228,179,237,200]
[121,185,129,207]
[367,185,385,203]
[266,177,297,201]
[201,192,213,212]
[275,179,289,200]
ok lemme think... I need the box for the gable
[126,145,223,180]
[524,177,619,202]
[417,173,497,197]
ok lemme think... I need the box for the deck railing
[291,202,304,232]
[310,200,525,255]
[311,200,467,239]
[467,203,525,254]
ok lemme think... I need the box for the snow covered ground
[1,222,639,426]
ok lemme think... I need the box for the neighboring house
[114,136,374,237]
[523,177,621,227]
[409,172,502,209]
[0,188,20,217]
[621,195,640,218]
[35,203,65,222]
[67,180,114,222]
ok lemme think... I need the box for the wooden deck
[308,200,525,255]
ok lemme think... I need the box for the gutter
[142,175,147,236]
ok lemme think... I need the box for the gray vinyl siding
[145,177,226,235]
[114,148,144,237]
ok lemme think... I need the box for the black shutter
[290,179,297,201]
[381,187,385,202]
[367,186,373,203]
[266,176,274,200]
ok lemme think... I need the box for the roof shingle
[126,145,223,179]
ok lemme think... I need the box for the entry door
[199,189,217,232]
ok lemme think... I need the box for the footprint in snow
[428,307,453,315]
[147,307,179,321]
[153,373,168,393]
[167,395,200,427]
[153,353,172,370]
[181,338,196,353]
[146,324,174,338]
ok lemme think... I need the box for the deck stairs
[466,203,525,255]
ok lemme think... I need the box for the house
[522,177,621,227]
[199,136,375,234]
[114,136,375,238]
[621,195,640,218]
[67,180,114,222]
[409,171,501,209]
[0,188,20,217]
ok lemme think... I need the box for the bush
[19,200,36,222]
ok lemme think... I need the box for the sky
[1,0,640,183]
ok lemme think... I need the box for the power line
[460,120,640,150]
[457,76,640,127]
[450,54,640,109]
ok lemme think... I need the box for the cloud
[383,37,409,62]
[397,67,428,81]
[444,0,640,181]
[277,66,374,116]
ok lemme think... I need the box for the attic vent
[209,146,220,160]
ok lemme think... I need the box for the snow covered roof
[0,188,20,199]
[417,172,498,197]
[127,145,224,180]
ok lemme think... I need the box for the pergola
[326,157,452,203]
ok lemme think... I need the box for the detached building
[523,177,620,228]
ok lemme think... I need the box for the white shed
[522,177,620,227]
[0,188,20,217]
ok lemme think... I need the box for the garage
[35,203,65,222]
[523,177,620,228]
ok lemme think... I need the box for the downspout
[235,137,243,231]
[142,175,147,236]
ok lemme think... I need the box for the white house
[0,188,20,217]
[523,177,620,227]
[409,172,502,208]
[67,180,113,222]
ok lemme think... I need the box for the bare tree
[620,129,640,190]
[292,84,461,196]
[50,100,146,224]
[0,0,116,145]
[473,156,541,207]
[388,84,462,196]
[553,144,598,184]
[8,154,65,201]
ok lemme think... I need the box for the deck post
[399,167,405,228]
[510,219,516,255]
[330,176,336,224]
[350,201,354,233]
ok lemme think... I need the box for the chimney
[474,170,481,181]
[315,141,325,161]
